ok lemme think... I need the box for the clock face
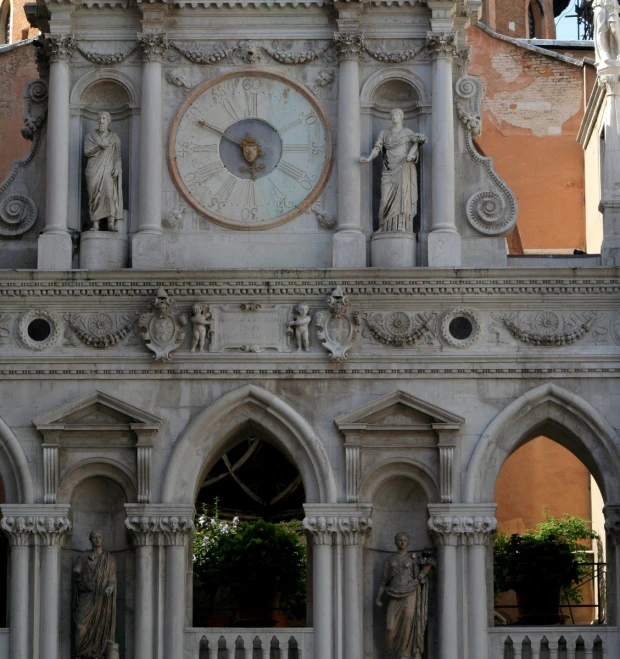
[168,70,333,230]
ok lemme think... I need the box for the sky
[554,0,582,41]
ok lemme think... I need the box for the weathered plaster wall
[0,40,37,180]
[482,0,556,39]
[467,26,586,251]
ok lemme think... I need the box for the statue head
[89,529,104,548]
[97,111,111,132]
[390,108,404,126]
[296,303,309,317]
[192,303,203,316]
[394,532,410,550]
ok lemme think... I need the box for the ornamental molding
[363,311,435,347]
[439,307,481,348]
[76,43,136,65]
[303,505,372,546]
[139,287,187,362]
[169,41,233,64]
[17,309,62,351]
[428,505,497,547]
[44,34,77,62]
[425,32,457,60]
[333,32,365,60]
[64,312,138,349]
[0,505,72,547]
[137,33,169,62]
[125,505,195,546]
[363,41,426,63]
[316,286,361,361]
[492,311,602,347]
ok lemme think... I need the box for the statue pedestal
[371,231,416,268]
[80,231,129,269]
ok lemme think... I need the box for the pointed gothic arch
[161,384,337,504]
[464,383,620,504]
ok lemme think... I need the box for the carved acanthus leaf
[333,32,365,60]
[425,32,458,59]
[44,34,77,62]
[137,33,169,62]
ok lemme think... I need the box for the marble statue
[84,112,123,232]
[288,303,312,352]
[591,0,620,66]
[73,530,118,659]
[360,109,427,233]
[376,532,434,659]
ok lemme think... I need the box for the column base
[371,231,416,268]
[37,231,73,270]
[428,230,461,267]
[132,231,167,269]
[80,231,129,270]
[332,229,366,268]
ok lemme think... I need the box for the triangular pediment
[335,390,464,432]
[32,390,163,432]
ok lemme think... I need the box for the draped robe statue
[376,533,434,659]
[360,109,427,233]
[591,0,620,67]
[84,111,123,231]
[73,530,118,659]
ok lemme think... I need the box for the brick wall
[483,0,557,39]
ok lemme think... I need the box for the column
[426,32,461,267]
[35,508,73,659]
[303,515,335,659]
[38,35,76,270]
[134,33,169,269]
[0,514,34,659]
[338,512,372,659]
[463,514,497,659]
[598,70,620,265]
[126,510,158,659]
[428,515,460,659]
[332,31,366,268]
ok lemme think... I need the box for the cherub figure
[190,304,212,353]
[288,304,312,352]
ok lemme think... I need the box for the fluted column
[38,35,76,270]
[332,32,366,268]
[426,32,461,267]
[0,512,35,659]
[337,509,372,659]
[134,33,169,269]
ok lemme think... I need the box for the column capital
[333,32,365,61]
[44,34,77,63]
[461,515,497,547]
[1,504,72,547]
[426,31,458,60]
[125,504,194,546]
[137,32,169,62]
[303,503,372,546]
[428,503,497,547]
[427,515,463,547]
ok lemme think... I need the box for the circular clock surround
[167,69,333,231]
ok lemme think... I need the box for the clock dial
[168,70,333,230]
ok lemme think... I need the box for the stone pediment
[335,390,464,434]
[32,390,163,434]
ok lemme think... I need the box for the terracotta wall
[0,40,38,181]
[483,0,556,39]
[467,25,586,251]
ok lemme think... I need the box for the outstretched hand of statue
[105,585,114,596]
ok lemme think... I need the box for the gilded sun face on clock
[168,70,333,230]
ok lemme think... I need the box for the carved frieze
[363,41,425,63]
[64,312,138,349]
[139,288,187,361]
[440,308,481,348]
[363,311,435,347]
[75,43,136,65]
[492,311,603,346]
[316,287,361,362]
[169,41,233,64]
[210,304,291,353]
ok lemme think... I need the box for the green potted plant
[494,514,598,625]
[194,515,306,626]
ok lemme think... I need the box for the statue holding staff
[360,109,427,233]
[84,111,123,232]
[73,529,118,659]
[376,532,435,659]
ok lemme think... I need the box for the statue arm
[83,134,101,158]
[360,133,384,164]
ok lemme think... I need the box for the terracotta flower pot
[516,585,563,625]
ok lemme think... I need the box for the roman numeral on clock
[276,160,304,182]
[278,118,302,134]
[283,144,309,153]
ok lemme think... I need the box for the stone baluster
[426,32,461,267]
[303,513,335,659]
[35,507,73,659]
[427,512,462,659]
[513,641,523,659]
[134,33,169,269]
[338,509,372,659]
[38,35,76,270]
[332,31,366,268]
[0,511,35,659]
[463,511,498,659]
[161,508,195,659]
[548,640,559,659]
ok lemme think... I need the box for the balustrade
[185,628,313,659]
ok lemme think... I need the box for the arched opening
[193,423,307,628]
[0,0,11,46]
[528,0,545,38]
[494,435,606,626]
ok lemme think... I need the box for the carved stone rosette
[333,32,365,60]
[426,32,458,60]
[137,33,169,62]
[316,287,361,361]
[139,287,188,362]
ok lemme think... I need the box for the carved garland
[498,312,597,346]
[363,311,434,346]
[64,313,136,349]
[169,42,234,64]
[363,42,426,63]
[76,44,136,65]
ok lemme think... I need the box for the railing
[185,627,314,659]
[489,626,619,658]
[0,629,8,655]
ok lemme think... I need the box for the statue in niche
[376,532,435,659]
[73,529,119,659]
[288,303,312,352]
[360,108,427,233]
[591,0,620,66]
[84,111,123,232]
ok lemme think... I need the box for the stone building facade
[0,2,618,659]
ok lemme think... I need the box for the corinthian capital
[45,34,77,63]
[34,513,73,546]
[1,516,36,547]
[126,504,195,546]
[426,32,458,60]
[303,515,337,546]
[462,515,497,547]
[333,32,365,61]
[427,515,464,547]
[137,32,169,62]
[1,504,72,547]
[337,514,372,547]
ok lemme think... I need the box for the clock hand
[196,120,243,146]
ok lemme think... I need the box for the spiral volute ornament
[0,195,38,236]
[28,79,49,103]
[466,190,515,236]
[455,76,477,99]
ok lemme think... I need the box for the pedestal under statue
[73,529,119,659]
[361,109,426,267]
[376,532,434,659]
